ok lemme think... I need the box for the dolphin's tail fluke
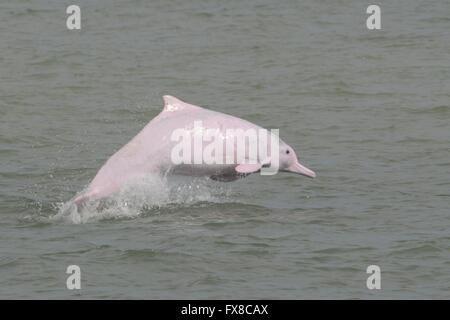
[72,193,90,209]
[72,188,102,209]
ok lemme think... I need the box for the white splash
[51,174,230,224]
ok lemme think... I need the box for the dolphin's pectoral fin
[235,163,262,174]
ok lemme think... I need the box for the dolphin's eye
[286,150,290,154]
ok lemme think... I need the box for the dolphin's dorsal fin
[162,95,202,113]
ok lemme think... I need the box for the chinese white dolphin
[73,95,315,205]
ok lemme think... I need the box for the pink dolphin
[73,95,315,205]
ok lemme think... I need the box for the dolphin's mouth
[286,161,316,178]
